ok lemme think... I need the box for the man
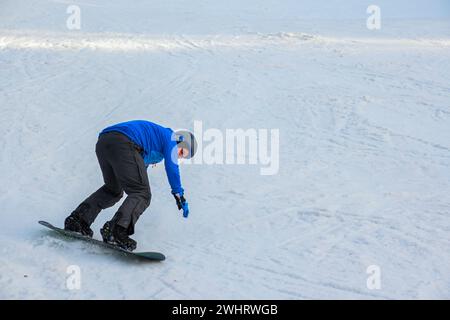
[64,120,197,251]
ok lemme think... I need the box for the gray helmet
[174,130,197,159]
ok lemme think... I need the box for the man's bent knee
[142,190,152,208]
[102,185,124,199]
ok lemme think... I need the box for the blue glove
[173,192,189,218]
[181,201,189,218]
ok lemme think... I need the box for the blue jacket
[100,120,184,194]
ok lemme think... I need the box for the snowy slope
[0,0,449,299]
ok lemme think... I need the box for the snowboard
[38,220,165,261]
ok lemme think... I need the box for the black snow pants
[74,131,151,235]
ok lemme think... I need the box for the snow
[0,0,450,299]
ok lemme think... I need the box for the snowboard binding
[64,210,94,238]
[100,221,137,252]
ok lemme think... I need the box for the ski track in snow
[0,0,450,299]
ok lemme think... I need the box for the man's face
[177,147,189,159]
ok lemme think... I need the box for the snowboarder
[64,120,197,251]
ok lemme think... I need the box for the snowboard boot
[64,207,94,238]
[100,221,137,252]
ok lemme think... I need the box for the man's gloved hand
[173,192,189,218]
